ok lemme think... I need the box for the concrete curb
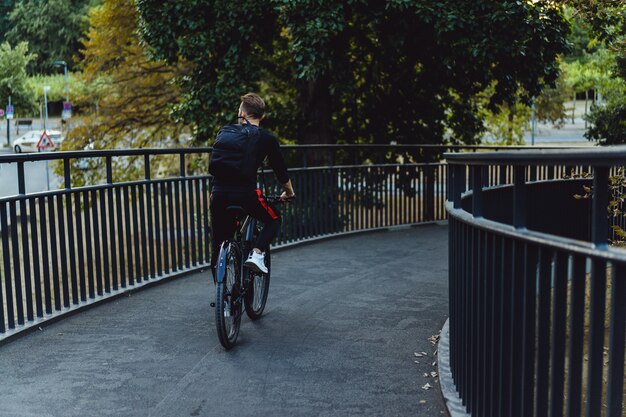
[438,319,472,417]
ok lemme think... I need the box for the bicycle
[213,195,290,350]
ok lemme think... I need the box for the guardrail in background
[446,147,625,417]
[0,145,460,341]
[0,144,597,344]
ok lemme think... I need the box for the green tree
[5,0,99,73]
[0,0,16,41]
[67,0,185,149]
[565,0,625,43]
[0,42,37,117]
[564,0,626,144]
[136,0,570,146]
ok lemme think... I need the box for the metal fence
[0,145,456,341]
[446,147,626,417]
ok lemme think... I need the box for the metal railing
[0,145,458,341]
[445,147,626,417]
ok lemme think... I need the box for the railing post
[145,153,156,278]
[591,166,608,249]
[607,264,625,417]
[513,166,526,229]
[586,166,609,417]
[179,153,186,177]
[17,161,25,195]
[144,154,151,180]
[425,165,435,221]
[453,164,465,209]
[64,158,71,189]
[471,165,483,218]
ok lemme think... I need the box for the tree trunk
[297,76,333,145]
[296,75,333,166]
[585,90,588,130]
[507,105,515,145]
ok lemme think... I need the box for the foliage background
[135,0,570,146]
[0,0,625,147]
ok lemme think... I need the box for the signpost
[36,130,54,191]
[62,101,72,120]
[5,96,11,146]
[36,131,55,151]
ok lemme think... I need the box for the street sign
[6,105,13,120]
[62,101,72,119]
[36,130,55,150]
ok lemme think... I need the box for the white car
[13,130,64,153]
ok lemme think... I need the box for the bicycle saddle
[226,205,246,219]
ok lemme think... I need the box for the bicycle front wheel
[245,247,271,320]
[215,243,242,349]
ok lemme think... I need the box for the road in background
[0,159,62,197]
[524,100,595,145]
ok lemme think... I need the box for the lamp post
[53,60,70,126]
[531,96,536,146]
[52,61,69,103]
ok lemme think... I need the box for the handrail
[444,148,625,417]
[445,144,626,166]
[0,147,450,343]
[0,143,589,164]
[0,147,211,163]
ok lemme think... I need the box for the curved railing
[0,145,457,342]
[444,147,626,417]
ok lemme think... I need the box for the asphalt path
[0,225,449,417]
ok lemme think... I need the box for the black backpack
[209,122,260,181]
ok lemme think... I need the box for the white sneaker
[244,251,268,274]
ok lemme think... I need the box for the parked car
[13,130,64,153]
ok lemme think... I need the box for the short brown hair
[240,93,265,119]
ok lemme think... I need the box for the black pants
[210,189,281,269]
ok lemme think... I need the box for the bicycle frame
[215,215,258,285]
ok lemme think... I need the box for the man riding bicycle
[209,93,295,277]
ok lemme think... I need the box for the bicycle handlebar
[264,195,295,204]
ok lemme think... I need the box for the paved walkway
[0,225,450,417]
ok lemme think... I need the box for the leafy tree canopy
[563,0,626,144]
[0,0,16,41]
[67,0,186,153]
[5,0,100,73]
[0,41,38,117]
[565,0,625,44]
[136,0,570,146]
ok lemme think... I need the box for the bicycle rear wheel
[245,246,271,320]
[215,243,242,349]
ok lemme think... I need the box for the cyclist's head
[239,93,265,121]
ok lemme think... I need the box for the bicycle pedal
[210,302,215,308]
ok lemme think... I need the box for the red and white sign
[36,130,55,150]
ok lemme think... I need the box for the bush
[585,99,626,145]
